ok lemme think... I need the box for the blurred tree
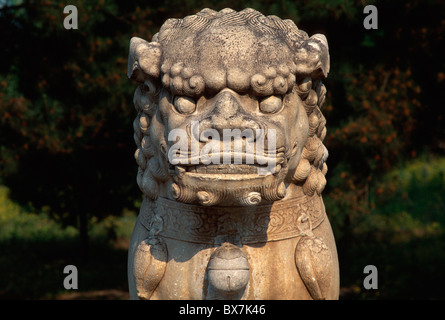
[0,0,168,256]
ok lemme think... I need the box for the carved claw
[295,213,334,300]
[133,236,168,300]
[295,235,333,300]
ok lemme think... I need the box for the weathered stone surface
[127,7,339,300]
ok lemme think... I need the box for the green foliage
[0,1,146,251]
[0,185,76,242]
[332,155,445,299]
[0,185,136,244]
[372,155,445,226]
[0,185,136,298]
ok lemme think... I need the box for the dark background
[1,0,444,299]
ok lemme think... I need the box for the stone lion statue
[127,8,339,300]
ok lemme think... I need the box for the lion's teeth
[196,166,206,173]
[274,164,281,175]
[175,166,186,177]
[184,164,276,174]
[175,166,185,173]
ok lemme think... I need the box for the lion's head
[128,8,329,207]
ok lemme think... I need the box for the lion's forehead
[156,8,308,47]
[154,9,308,96]
[158,33,299,96]
[162,25,295,66]
[159,62,298,97]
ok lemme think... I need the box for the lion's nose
[212,89,241,120]
[191,89,265,146]
[202,89,261,140]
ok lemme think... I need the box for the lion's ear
[294,34,330,79]
[127,37,162,83]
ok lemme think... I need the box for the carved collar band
[139,195,325,245]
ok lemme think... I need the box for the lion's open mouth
[185,164,274,174]
[168,150,286,176]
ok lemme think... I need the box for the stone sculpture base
[128,185,339,300]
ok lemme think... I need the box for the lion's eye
[259,95,283,114]
[174,96,196,114]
